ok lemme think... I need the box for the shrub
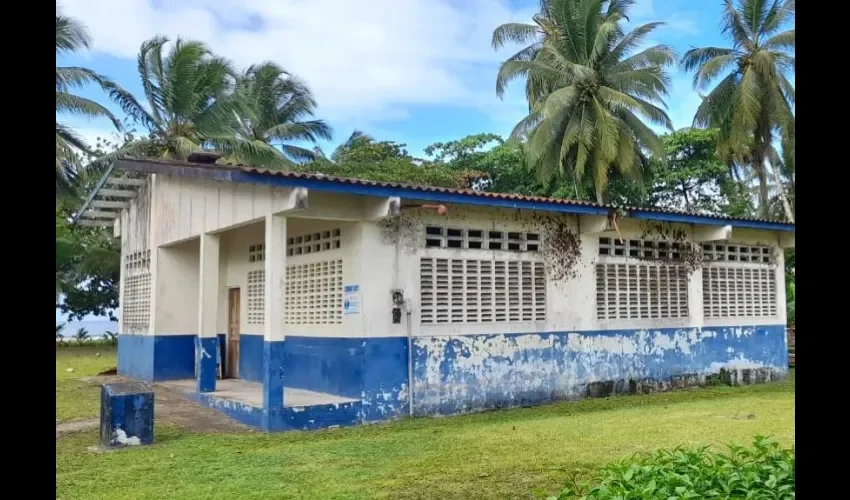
[551,437,794,499]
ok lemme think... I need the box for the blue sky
[58,0,731,158]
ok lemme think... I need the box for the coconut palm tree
[681,0,794,218]
[233,63,332,165]
[55,4,122,196]
[93,36,283,172]
[493,0,675,204]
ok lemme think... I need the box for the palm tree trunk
[771,165,795,223]
[756,166,769,218]
[595,189,604,205]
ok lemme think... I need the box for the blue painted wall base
[262,340,286,430]
[181,389,362,432]
[411,325,788,416]
[239,334,264,382]
[196,337,218,392]
[100,382,154,446]
[120,325,785,432]
[118,334,196,381]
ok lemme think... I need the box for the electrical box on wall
[391,289,404,324]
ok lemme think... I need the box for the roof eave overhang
[74,158,795,234]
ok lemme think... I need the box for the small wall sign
[343,284,360,315]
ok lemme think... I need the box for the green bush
[551,437,794,499]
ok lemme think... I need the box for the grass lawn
[56,346,117,422]
[57,347,794,500]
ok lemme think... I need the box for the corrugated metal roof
[80,157,793,230]
[237,165,793,226]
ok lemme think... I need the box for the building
[73,153,795,432]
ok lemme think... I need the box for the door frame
[227,286,241,379]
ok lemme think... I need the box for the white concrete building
[74,153,795,432]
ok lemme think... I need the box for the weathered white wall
[154,238,199,335]
[214,217,363,337]
[218,222,265,335]
[123,174,788,341]
[285,218,363,337]
[359,206,788,339]
[151,174,303,247]
[119,179,153,335]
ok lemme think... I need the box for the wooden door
[227,288,241,378]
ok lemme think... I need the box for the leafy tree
[233,62,332,165]
[493,0,675,204]
[55,3,124,197]
[299,131,480,188]
[322,131,417,164]
[681,0,794,219]
[424,134,503,165]
[93,37,282,172]
[647,128,753,216]
[56,323,66,340]
[425,133,647,206]
[56,192,120,322]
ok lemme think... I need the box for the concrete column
[262,214,287,426]
[197,233,220,393]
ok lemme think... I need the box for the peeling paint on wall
[412,325,787,416]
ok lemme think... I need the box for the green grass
[56,348,794,500]
[56,347,116,422]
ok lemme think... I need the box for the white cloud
[58,121,122,150]
[665,71,704,131]
[626,0,701,38]
[62,0,536,130]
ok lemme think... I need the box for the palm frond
[492,23,540,49]
[56,92,120,128]
[721,0,755,50]
[602,21,666,68]
[763,29,794,51]
[264,120,333,143]
[56,4,91,55]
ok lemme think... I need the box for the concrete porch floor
[162,379,359,408]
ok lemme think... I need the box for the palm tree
[493,0,675,204]
[56,3,122,196]
[75,327,90,346]
[681,0,794,218]
[94,37,283,172]
[233,63,332,166]
[328,131,376,162]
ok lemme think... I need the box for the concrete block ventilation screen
[248,243,265,263]
[701,244,778,318]
[246,270,265,325]
[419,258,546,324]
[596,238,689,320]
[123,250,152,330]
[424,226,540,252]
[287,229,341,256]
[284,260,344,325]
